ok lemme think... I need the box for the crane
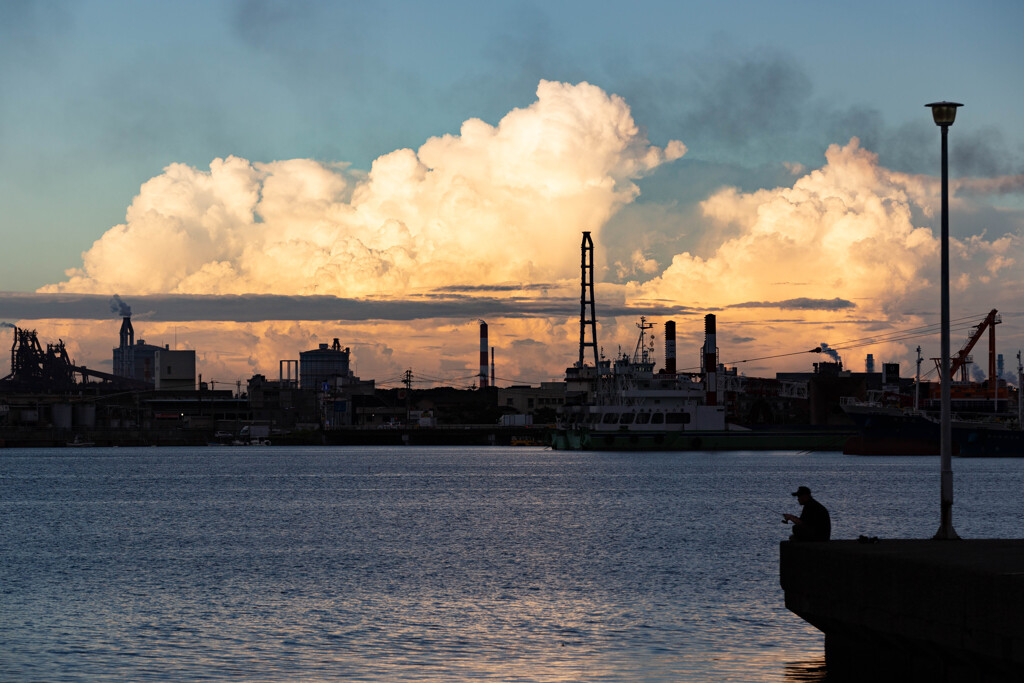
[932,308,1001,383]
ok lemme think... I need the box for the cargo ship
[841,393,1024,457]
[841,309,1023,457]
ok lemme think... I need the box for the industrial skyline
[2,1,1022,387]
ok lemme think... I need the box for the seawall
[780,539,1024,680]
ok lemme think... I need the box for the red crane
[933,308,1001,382]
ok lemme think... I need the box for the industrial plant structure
[2,233,1019,449]
[112,315,196,390]
[299,338,352,390]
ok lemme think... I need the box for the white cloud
[23,87,1024,384]
[41,80,684,299]
[631,138,1024,372]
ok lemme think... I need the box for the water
[2,447,1022,681]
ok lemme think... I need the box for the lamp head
[926,101,963,127]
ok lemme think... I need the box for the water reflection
[3,447,1022,681]
[784,657,828,681]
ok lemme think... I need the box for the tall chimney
[119,316,134,349]
[664,320,677,374]
[490,346,495,388]
[118,316,135,378]
[479,321,489,389]
[703,314,717,406]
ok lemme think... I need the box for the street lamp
[926,100,962,540]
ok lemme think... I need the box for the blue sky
[2,0,1022,384]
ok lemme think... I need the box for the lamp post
[926,101,962,540]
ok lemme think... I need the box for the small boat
[66,436,95,447]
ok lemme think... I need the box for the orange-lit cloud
[41,80,684,298]
[12,87,1024,385]
[630,139,1024,374]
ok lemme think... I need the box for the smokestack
[703,314,717,406]
[479,321,489,389]
[119,316,134,350]
[665,320,676,374]
[490,346,495,388]
[866,354,875,374]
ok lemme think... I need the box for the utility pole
[403,369,413,425]
[915,346,922,411]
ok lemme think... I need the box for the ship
[841,309,1024,457]
[553,316,726,450]
[841,390,1024,457]
[551,314,854,452]
[550,232,854,452]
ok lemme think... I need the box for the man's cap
[791,486,812,497]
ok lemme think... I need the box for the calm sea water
[2,446,1022,682]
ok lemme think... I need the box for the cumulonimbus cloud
[40,80,685,298]
[19,86,1024,384]
[630,138,1024,373]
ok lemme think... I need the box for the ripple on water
[4,446,1021,680]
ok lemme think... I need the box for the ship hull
[842,409,1024,457]
[551,426,853,452]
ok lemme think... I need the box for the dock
[780,539,1024,680]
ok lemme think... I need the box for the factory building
[112,316,196,390]
[498,382,565,420]
[300,339,352,390]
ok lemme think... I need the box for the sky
[2,0,1023,389]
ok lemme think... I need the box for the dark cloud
[874,120,1024,177]
[683,48,813,151]
[431,283,559,293]
[0,292,694,323]
[950,127,1024,178]
[727,298,855,311]
[606,41,1022,179]
[510,338,546,348]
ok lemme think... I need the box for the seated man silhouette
[784,486,831,541]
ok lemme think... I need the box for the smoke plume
[818,343,842,364]
[109,294,131,317]
[969,363,987,383]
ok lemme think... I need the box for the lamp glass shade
[926,102,963,126]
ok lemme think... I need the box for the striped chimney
[479,321,489,389]
[664,320,676,374]
[703,314,717,406]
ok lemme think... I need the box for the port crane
[932,309,1000,383]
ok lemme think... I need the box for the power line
[676,312,1004,372]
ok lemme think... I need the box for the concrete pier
[780,539,1024,681]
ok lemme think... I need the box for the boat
[842,308,1024,456]
[552,316,852,452]
[842,392,1024,457]
[553,317,722,450]
[66,435,95,447]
